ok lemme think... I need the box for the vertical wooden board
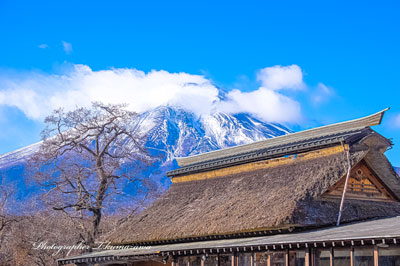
[311,249,315,266]
[374,246,379,266]
[350,247,354,266]
[285,250,290,266]
[305,249,311,266]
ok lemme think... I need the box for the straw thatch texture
[107,149,400,244]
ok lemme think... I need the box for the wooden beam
[250,253,254,266]
[231,254,235,266]
[330,247,334,266]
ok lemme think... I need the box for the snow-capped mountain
[137,106,291,185]
[0,106,291,195]
[141,106,290,160]
[0,106,291,168]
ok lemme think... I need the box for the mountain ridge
[0,106,292,197]
[0,106,292,168]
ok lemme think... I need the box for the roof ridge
[175,108,389,167]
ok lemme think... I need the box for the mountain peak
[0,106,292,193]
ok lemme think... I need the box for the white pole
[337,145,352,226]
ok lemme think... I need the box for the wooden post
[374,246,379,266]
[350,247,354,266]
[267,253,271,266]
[172,258,177,266]
[330,248,334,266]
[285,250,290,266]
[311,248,315,266]
[251,253,254,266]
[305,249,311,266]
[231,254,235,266]
[201,256,205,266]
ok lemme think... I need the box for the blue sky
[0,0,400,164]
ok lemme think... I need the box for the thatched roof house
[59,109,400,266]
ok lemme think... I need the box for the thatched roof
[108,137,400,244]
[105,110,400,245]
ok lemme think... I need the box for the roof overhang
[58,216,400,265]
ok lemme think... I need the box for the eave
[58,216,400,265]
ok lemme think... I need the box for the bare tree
[0,176,18,240]
[0,196,124,265]
[28,102,152,247]
[0,185,13,237]
[2,206,92,265]
[0,176,21,265]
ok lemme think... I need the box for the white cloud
[62,41,72,54]
[38,44,48,49]
[218,88,301,123]
[256,64,304,90]
[216,64,304,122]
[311,82,334,105]
[0,64,309,124]
[390,114,400,128]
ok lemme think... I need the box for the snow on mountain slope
[0,106,291,189]
[0,141,42,169]
[139,106,290,166]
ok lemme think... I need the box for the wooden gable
[323,160,398,202]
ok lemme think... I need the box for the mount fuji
[0,106,292,198]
